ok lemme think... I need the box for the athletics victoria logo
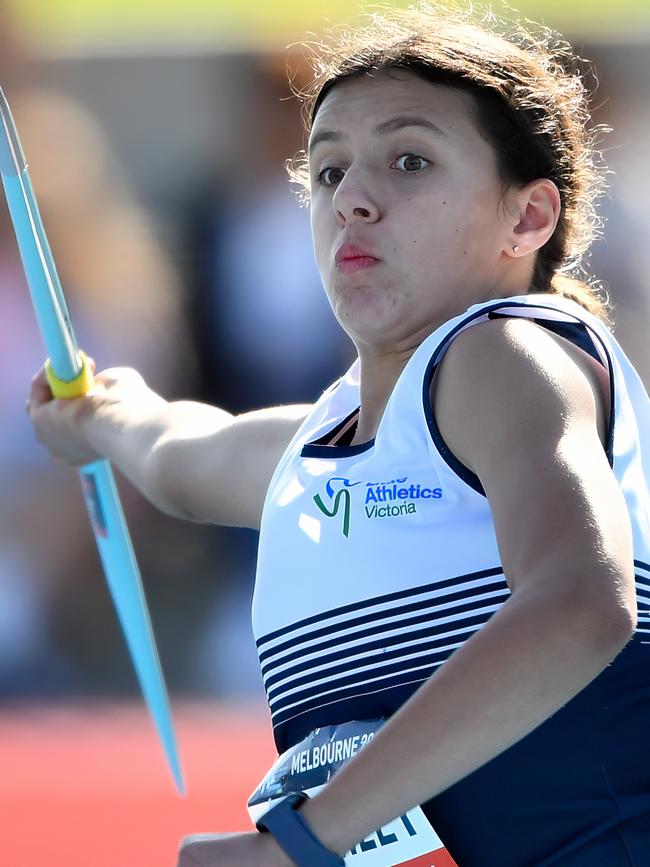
[313,477,362,538]
[313,475,442,538]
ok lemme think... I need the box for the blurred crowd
[0,14,648,703]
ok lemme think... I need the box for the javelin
[0,88,185,795]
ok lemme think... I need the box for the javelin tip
[166,743,186,796]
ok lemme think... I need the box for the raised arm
[27,365,310,529]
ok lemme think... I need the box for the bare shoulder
[429,316,632,602]
[431,315,609,473]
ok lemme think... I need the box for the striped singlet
[252,293,650,866]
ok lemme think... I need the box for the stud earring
[513,245,520,253]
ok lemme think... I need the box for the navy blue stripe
[268,648,455,708]
[269,647,452,714]
[260,588,507,678]
[271,668,435,726]
[635,559,650,573]
[256,566,504,650]
[265,621,479,700]
[259,574,507,667]
[266,572,650,696]
[531,318,601,364]
[263,615,486,692]
[635,576,650,598]
[272,684,426,751]
[300,439,375,458]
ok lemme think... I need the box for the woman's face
[309,69,521,352]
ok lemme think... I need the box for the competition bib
[248,720,458,867]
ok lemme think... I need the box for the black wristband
[256,792,345,866]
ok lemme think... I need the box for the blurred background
[0,0,648,864]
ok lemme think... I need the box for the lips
[335,243,378,264]
[335,243,380,274]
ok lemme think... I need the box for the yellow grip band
[45,351,95,399]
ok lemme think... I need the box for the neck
[350,285,532,443]
[352,346,415,443]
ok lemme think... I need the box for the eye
[391,153,430,173]
[315,166,346,187]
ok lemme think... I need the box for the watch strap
[256,792,345,866]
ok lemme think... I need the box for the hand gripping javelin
[0,88,185,795]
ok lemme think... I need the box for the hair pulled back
[289,3,610,320]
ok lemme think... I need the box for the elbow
[543,576,637,661]
[608,604,637,649]
[604,573,638,650]
[548,560,637,657]
[584,595,637,658]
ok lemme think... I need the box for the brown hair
[288,3,611,321]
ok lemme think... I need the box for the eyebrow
[308,115,446,154]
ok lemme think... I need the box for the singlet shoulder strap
[421,298,616,497]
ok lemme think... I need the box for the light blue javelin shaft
[0,91,80,362]
[0,89,184,794]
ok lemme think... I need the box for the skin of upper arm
[154,403,311,529]
[432,317,636,630]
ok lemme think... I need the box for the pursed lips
[335,243,381,274]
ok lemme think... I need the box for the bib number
[248,720,458,867]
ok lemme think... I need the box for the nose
[332,169,380,225]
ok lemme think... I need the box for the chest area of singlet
[268,440,454,552]
[254,418,504,647]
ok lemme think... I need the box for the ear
[504,179,561,258]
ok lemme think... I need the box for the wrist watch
[256,792,345,866]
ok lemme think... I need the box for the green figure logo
[313,477,361,538]
[314,489,351,538]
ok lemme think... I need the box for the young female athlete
[27,5,650,865]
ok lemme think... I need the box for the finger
[28,365,54,406]
[30,364,47,384]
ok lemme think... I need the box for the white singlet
[252,293,650,755]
